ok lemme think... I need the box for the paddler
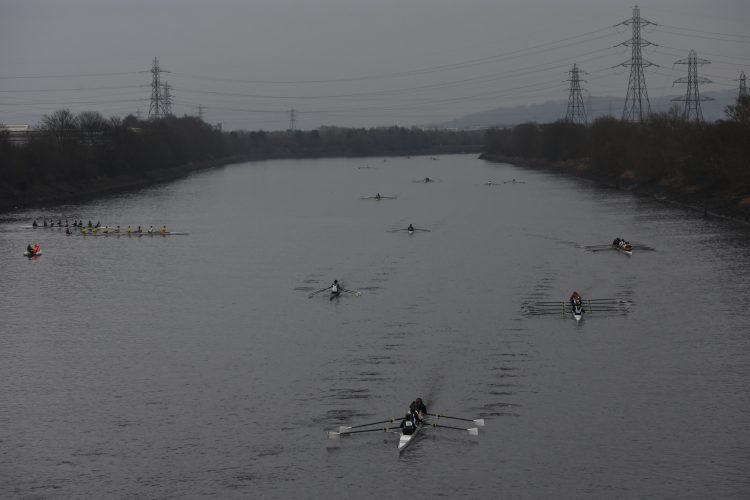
[33,243,40,255]
[26,243,34,255]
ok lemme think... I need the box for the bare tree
[40,109,78,144]
[78,111,106,145]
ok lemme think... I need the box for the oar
[328,426,400,439]
[427,423,479,435]
[338,417,401,432]
[426,413,485,426]
[342,288,363,297]
[308,288,329,298]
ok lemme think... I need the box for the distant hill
[441,89,740,128]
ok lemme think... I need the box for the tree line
[0,110,483,200]
[483,97,750,214]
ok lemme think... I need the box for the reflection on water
[1,155,748,499]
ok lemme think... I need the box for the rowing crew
[612,237,632,250]
[570,291,585,318]
[33,219,83,228]
[309,280,362,299]
[400,398,427,435]
[80,225,168,235]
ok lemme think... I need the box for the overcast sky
[1,0,748,130]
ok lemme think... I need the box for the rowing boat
[329,409,481,452]
[613,242,633,255]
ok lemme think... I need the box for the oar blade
[327,431,341,439]
[473,419,485,427]
[467,427,479,436]
[339,426,352,432]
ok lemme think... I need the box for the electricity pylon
[672,50,712,123]
[162,82,173,116]
[148,57,170,119]
[288,108,297,131]
[616,5,657,122]
[739,71,747,100]
[565,64,588,124]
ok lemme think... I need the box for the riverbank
[0,156,244,213]
[0,146,482,214]
[480,153,750,224]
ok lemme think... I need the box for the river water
[1,154,748,499]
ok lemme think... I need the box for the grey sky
[1,0,748,130]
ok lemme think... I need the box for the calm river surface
[1,154,749,499]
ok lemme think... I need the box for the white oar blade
[467,428,479,436]
[327,431,341,439]
[338,426,352,432]
[355,291,362,297]
[473,419,485,427]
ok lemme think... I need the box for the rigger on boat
[327,398,483,453]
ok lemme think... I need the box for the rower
[65,227,71,235]
[407,224,415,233]
[160,225,167,233]
[424,177,431,183]
[400,413,417,435]
[43,219,48,227]
[570,291,584,313]
[115,225,121,233]
[88,220,92,228]
[95,221,100,228]
[33,243,40,255]
[26,243,34,255]
[148,225,154,234]
[32,220,38,228]
[375,193,381,200]
[414,398,427,419]
[137,225,142,233]
[330,280,341,297]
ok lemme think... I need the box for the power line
[0,70,145,80]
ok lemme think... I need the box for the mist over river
[1,154,748,499]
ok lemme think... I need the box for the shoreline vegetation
[3,99,748,222]
[482,100,750,223]
[0,110,482,212]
